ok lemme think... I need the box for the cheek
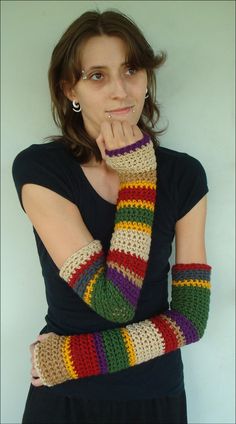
[81,97,107,124]
[85,93,104,109]
[132,78,147,99]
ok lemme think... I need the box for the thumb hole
[37,332,55,342]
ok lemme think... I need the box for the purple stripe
[106,266,141,307]
[93,333,108,374]
[166,310,199,344]
[105,133,150,157]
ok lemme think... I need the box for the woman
[12,9,211,424]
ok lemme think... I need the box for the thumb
[37,332,55,342]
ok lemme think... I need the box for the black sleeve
[12,144,76,213]
[174,153,209,221]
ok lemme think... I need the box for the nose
[109,75,128,99]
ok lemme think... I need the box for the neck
[82,157,114,173]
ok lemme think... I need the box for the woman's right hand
[96,120,143,160]
[30,332,56,387]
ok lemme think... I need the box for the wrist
[105,134,157,176]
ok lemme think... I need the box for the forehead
[79,35,129,68]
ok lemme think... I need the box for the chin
[111,115,137,124]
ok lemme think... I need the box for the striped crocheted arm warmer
[59,133,157,323]
[34,263,211,387]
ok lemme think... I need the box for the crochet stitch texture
[59,133,157,323]
[34,263,212,386]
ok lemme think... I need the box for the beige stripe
[34,335,71,387]
[59,239,102,281]
[110,229,151,259]
[118,168,157,185]
[106,140,157,175]
[126,319,165,365]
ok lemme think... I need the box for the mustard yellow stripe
[62,336,78,379]
[172,279,211,289]
[120,327,136,366]
[120,181,156,190]
[83,266,104,304]
[114,221,151,235]
[117,200,155,211]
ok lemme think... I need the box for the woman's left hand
[30,332,56,387]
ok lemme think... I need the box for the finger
[31,366,39,378]
[100,121,114,146]
[132,125,143,140]
[121,121,135,141]
[111,121,126,147]
[31,376,43,387]
[30,341,38,354]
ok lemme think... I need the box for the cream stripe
[106,140,157,174]
[59,240,102,281]
[110,229,151,259]
[126,319,165,365]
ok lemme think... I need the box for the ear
[60,80,77,102]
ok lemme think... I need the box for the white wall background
[1,1,235,423]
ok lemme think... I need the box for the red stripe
[150,315,179,353]
[118,186,156,203]
[172,263,212,272]
[107,249,147,277]
[70,334,101,378]
[68,250,103,287]
[68,248,147,287]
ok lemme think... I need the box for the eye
[90,72,104,81]
[126,66,138,76]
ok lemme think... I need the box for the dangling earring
[72,100,81,112]
[145,88,149,99]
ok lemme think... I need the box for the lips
[107,106,133,112]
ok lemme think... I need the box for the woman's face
[68,35,148,139]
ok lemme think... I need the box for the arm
[22,126,157,323]
[33,196,212,387]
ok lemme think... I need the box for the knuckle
[111,120,120,127]
[101,121,109,130]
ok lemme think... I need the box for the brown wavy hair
[46,9,168,164]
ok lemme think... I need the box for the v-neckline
[79,164,117,208]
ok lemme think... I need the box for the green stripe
[90,275,134,323]
[114,207,154,226]
[171,285,211,337]
[101,328,129,372]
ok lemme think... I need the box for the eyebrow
[86,62,129,72]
